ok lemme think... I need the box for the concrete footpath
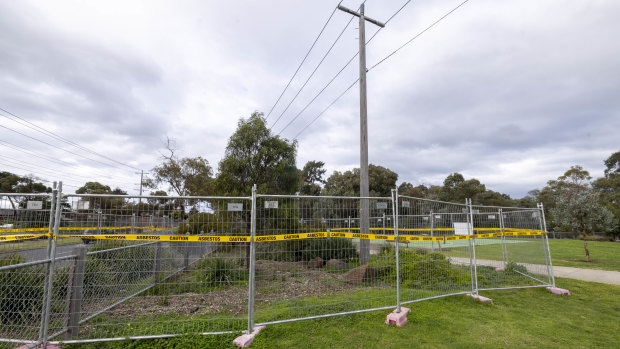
[449,257,620,286]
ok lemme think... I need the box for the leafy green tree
[548,166,617,260]
[177,212,229,234]
[215,112,298,267]
[603,151,620,177]
[475,190,514,207]
[216,112,298,195]
[553,191,616,261]
[299,160,326,196]
[75,181,112,194]
[438,173,486,204]
[515,190,538,208]
[537,165,592,232]
[146,140,213,197]
[322,164,398,197]
[398,182,429,198]
[75,181,128,211]
[322,170,357,196]
[0,172,50,194]
[593,151,620,238]
[0,171,51,223]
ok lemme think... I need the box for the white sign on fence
[488,214,496,220]
[402,201,410,208]
[264,201,278,209]
[453,222,471,236]
[376,202,388,209]
[228,203,243,211]
[26,201,43,210]
[71,201,89,210]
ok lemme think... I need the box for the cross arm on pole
[337,4,385,28]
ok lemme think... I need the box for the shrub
[369,249,457,289]
[504,261,527,274]
[256,238,359,263]
[194,258,248,287]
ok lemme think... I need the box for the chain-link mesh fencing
[253,195,396,326]
[0,188,556,346]
[396,195,475,305]
[0,193,55,349]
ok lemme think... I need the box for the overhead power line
[265,5,340,120]
[291,0,469,139]
[0,161,82,188]
[0,107,142,171]
[0,154,134,187]
[368,0,470,71]
[293,78,359,139]
[276,0,414,137]
[0,140,135,183]
[0,123,131,170]
[269,7,357,129]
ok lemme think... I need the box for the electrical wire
[291,0,469,139]
[0,123,130,170]
[0,140,136,183]
[269,7,356,129]
[367,0,470,71]
[0,161,83,189]
[293,78,359,139]
[277,0,415,137]
[0,107,142,171]
[0,154,133,187]
[265,3,340,120]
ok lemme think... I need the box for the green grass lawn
[467,238,620,272]
[64,277,619,349]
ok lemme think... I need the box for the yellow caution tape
[58,226,157,231]
[59,234,251,243]
[0,233,50,242]
[0,227,48,233]
[445,235,474,241]
[330,231,397,241]
[34,228,546,244]
[254,232,328,242]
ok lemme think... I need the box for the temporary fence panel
[496,207,552,288]
[397,195,474,304]
[46,195,252,342]
[253,195,396,326]
[0,192,56,349]
[0,187,557,346]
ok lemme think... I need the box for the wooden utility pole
[337,3,384,264]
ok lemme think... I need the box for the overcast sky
[0,0,618,197]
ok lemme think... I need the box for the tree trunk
[583,226,590,262]
[7,196,17,221]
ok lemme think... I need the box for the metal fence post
[499,208,507,267]
[131,213,136,234]
[247,184,257,333]
[348,216,351,233]
[536,203,552,285]
[184,233,190,271]
[392,188,401,313]
[467,198,479,295]
[539,203,556,287]
[40,182,63,347]
[430,209,435,252]
[38,182,57,341]
[97,210,102,234]
[64,245,87,339]
[153,242,162,285]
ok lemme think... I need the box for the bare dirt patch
[103,259,385,320]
